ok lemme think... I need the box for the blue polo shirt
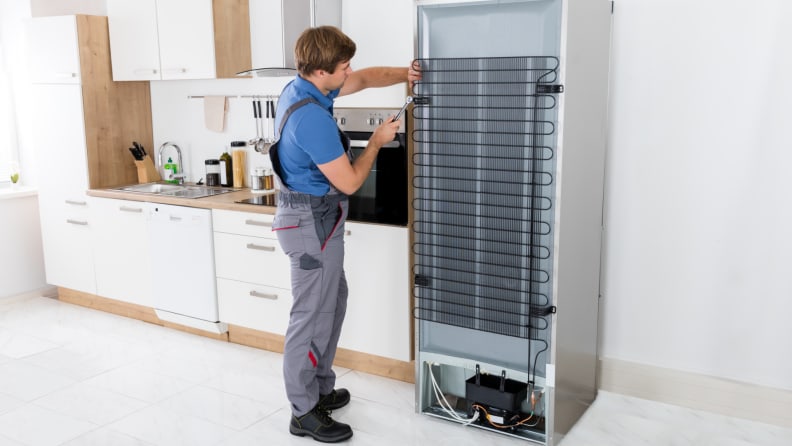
[274,76,345,196]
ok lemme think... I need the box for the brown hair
[294,26,356,76]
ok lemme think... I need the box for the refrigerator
[411,0,612,444]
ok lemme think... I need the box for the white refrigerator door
[149,203,219,321]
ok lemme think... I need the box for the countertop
[88,185,277,215]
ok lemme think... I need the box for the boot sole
[289,425,353,443]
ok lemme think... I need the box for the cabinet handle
[246,243,275,252]
[164,68,188,74]
[65,199,87,206]
[245,219,272,227]
[55,72,78,79]
[345,230,351,236]
[169,216,182,221]
[249,290,278,300]
[66,219,88,226]
[119,206,143,213]
[134,68,158,75]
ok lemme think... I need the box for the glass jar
[205,159,221,186]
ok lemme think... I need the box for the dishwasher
[149,203,225,333]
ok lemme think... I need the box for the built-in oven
[333,107,408,227]
[236,107,408,227]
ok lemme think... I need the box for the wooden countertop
[88,185,277,215]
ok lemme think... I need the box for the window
[0,41,20,185]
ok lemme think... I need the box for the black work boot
[289,404,353,443]
[319,388,351,410]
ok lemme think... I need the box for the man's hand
[408,60,422,91]
[371,117,400,148]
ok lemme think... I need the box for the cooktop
[235,194,276,207]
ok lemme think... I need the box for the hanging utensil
[260,99,275,153]
[254,99,267,153]
[248,100,261,147]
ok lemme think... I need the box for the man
[269,26,421,443]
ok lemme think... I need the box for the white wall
[600,0,792,391]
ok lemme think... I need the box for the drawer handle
[65,199,87,206]
[120,206,143,213]
[246,243,275,252]
[66,219,88,226]
[245,219,272,227]
[249,290,278,300]
[169,216,182,221]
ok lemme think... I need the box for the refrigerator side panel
[550,0,613,441]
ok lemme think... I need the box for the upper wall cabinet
[107,0,250,81]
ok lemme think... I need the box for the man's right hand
[371,117,400,149]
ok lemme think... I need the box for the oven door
[346,131,407,226]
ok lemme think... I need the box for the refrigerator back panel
[417,0,562,58]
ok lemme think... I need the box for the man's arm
[316,118,401,195]
[339,61,422,97]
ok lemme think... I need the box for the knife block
[134,157,161,183]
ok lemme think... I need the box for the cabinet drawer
[217,278,291,335]
[214,232,291,289]
[212,209,276,238]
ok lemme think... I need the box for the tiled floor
[1,293,790,446]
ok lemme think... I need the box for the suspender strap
[276,97,322,140]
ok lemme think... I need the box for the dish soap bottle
[164,157,179,184]
[219,151,233,187]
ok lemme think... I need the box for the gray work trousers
[272,189,349,417]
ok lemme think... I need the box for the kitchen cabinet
[212,210,292,334]
[107,0,251,81]
[340,223,411,361]
[334,0,414,109]
[92,198,153,307]
[29,15,151,293]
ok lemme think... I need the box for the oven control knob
[377,118,384,125]
[367,117,376,126]
[340,117,346,125]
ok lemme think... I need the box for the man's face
[325,60,352,90]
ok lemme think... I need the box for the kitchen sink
[111,182,237,199]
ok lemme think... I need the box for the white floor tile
[0,362,76,401]
[107,405,237,446]
[60,427,155,446]
[82,365,197,403]
[158,384,281,430]
[0,391,25,416]
[0,326,60,359]
[33,382,149,425]
[0,404,97,446]
[202,365,290,407]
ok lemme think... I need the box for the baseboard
[0,285,58,302]
[598,357,792,428]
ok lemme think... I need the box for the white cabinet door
[28,16,81,84]
[341,223,411,361]
[335,0,414,108]
[107,0,215,81]
[93,198,153,306]
[107,0,161,81]
[38,191,96,294]
[32,84,89,192]
[156,0,216,80]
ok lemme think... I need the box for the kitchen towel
[204,95,227,132]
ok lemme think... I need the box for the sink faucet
[158,141,186,184]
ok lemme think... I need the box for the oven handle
[349,139,401,149]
